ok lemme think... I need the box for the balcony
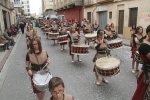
[84,0,95,7]
[14,1,23,8]
[68,0,83,6]
[97,0,113,3]
[10,2,14,10]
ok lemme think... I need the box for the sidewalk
[0,33,21,71]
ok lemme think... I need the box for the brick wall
[57,6,84,23]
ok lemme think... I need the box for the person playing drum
[132,25,150,100]
[93,30,110,85]
[104,24,113,40]
[92,20,99,32]
[33,28,41,42]
[131,26,146,73]
[110,23,117,39]
[50,21,59,44]
[26,25,33,50]
[67,26,81,62]
[25,38,50,100]
[59,23,68,50]
[84,20,92,34]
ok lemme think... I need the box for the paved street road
[0,28,141,100]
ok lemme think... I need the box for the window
[109,11,112,19]
[129,8,138,27]
[87,12,91,23]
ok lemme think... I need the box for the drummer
[84,20,92,34]
[33,28,41,42]
[93,30,110,85]
[26,25,33,49]
[131,26,146,73]
[25,38,50,100]
[84,20,93,44]
[73,19,80,34]
[104,24,113,40]
[92,20,99,32]
[59,23,68,50]
[67,26,81,62]
[132,25,150,100]
[51,21,59,44]
[110,23,117,38]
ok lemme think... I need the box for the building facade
[22,0,30,18]
[42,0,56,18]
[0,0,17,33]
[53,0,84,23]
[14,0,23,21]
[84,0,150,39]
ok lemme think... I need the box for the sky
[29,0,41,14]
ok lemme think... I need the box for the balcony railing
[84,0,95,5]
[14,1,21,4]
[97,0,113,3]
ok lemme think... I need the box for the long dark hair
[29,38,42,54]
[135,26,143,34]
[97,30,104,38]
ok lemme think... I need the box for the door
[99,11,107,30]
[87,12,91,23]
[118,10,124,34]
[2,10,7,29]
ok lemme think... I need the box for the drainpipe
[92,4,98,24]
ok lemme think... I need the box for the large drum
[57,35,68,43]
[71,44,89,55]
[85,33,97,42]
[134,51,143,64]
[48,33,59,40]
[33,70,52,91]
[96,57,120,77]
[41,27,45,31]
[108,39,122,49]
[44,28,51,34]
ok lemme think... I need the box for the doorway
[99,11,107,30]
[118,10,124,34]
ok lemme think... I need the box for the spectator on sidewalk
[10,25,15,36]
[0,34,10,50]
[49,77,74,100]
[3,29,15,46]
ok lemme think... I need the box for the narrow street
[0,28,141,100]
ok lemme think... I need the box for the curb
[0,33,22,90]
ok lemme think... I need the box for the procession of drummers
[24,18,150,100]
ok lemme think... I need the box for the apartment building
[42,0,56,18]
[22,0,30,18]
[84,0,150,39]
[14,0,23,21]
[53,0,84,23]
[0,0,17,33]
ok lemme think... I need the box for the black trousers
[20,27,24,34]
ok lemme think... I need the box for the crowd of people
[21,17,150,100]
[0,19,27,50]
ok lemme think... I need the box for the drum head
[96,57,120,70]
[85,33,97,38]
[33,71,52,85]
[108,39,122,44]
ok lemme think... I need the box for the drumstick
[104,39,119,59]
[41,59,51,71]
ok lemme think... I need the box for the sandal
[102,79,109,84]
